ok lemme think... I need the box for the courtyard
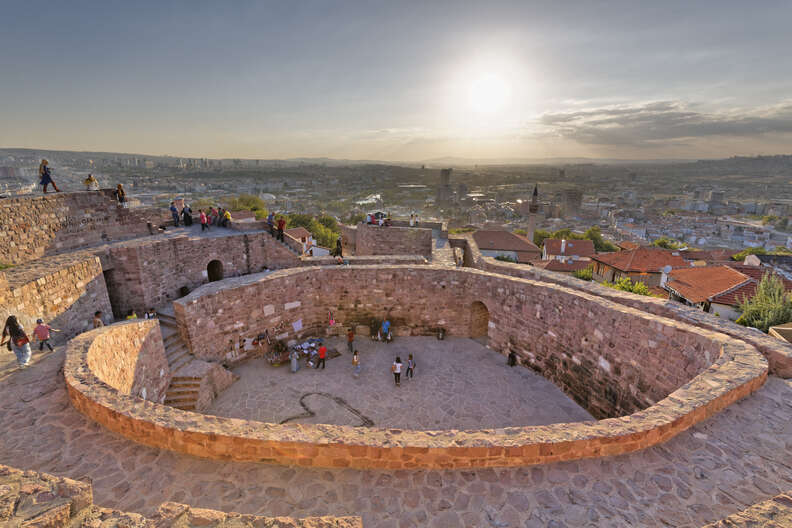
[208,336,594,429]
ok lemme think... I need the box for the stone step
[163,332,182,347]
[170,403,196,411]
[166,387,199,396]
[165,342,188,356]
[170,354,193,374]
[157,311,178,323]
[166,351,189,366]
[171,376,202,382]
[168,381,200,389]
[158,318,178,329]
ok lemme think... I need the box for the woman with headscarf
[38,159,60,193]
[2,315,32,368]
[114,184,126,204]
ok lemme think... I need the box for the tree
[225,194,268,217]
[583,226,619,252]
[514,229,528,236]
[603,277,651,296]
[346,212,366,225]
[652,236,684,250]
[735,274,792,332]
[731,247,768,261]
[494,254,517,263]
[533,229,552,248]
[572,266,593,281]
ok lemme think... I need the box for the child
[391,356,402,386]
[33,318,59,352]
[317,344,327,369]
[352,350,361,378]
[406,354,415,380]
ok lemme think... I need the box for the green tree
[533,229,552,248]
[652,236,684,250]
[735,274,792,332]
[583,226,619,252]
[494,254,517,263]
[731,247,768,261]
[603,277,651,296]
[346,212,366,225]
[225,194,268,217]
[572,266,593,281]
[514,228,528,236]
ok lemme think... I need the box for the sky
[2,0,792,161]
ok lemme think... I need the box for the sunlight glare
[468,73,510,115]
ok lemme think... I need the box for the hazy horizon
[3,1,792,161]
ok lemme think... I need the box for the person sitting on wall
[83,173,99,191]
[125,309,137,320]
[170,202,180,227]
[221,209,232,228]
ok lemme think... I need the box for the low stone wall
[703,490,792,527]
[340,223,357,254]
[0,251,112,340]
[0,190,155,266]
[80,320,171,403]
[64,307,766,468]
[0,464,362,527]
[461,233,792,378]
[300,254,428,266]
[354,223,433,257]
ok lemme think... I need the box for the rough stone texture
[173,358,236,412]
[353,223,433,257]
[0,251,113,340]
[0,463,361,527]
[0,190,157,266]
[461,232,792,378]
[65,272,766,469]
[703,490,792,527]
[83,320,171,403]
[2,347,791,527]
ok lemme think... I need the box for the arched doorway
[207,260,224,282]
[470,301,489,339]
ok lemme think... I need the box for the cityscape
[2,2,792,527]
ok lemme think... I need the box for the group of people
[38,160,126,201]
[2,315,61,369]
[169,203,232,230]
[365,212,392,227]
[265,211,287,242]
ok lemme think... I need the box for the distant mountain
[418,156,703,167]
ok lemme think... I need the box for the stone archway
[207,260,224,282]
[470,301,489,338]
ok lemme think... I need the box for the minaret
[527,184,539,244]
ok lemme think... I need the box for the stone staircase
[157,307,201,411]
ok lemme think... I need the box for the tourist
[38,159,60,193]
[114,184,126,204]
[182,204,193,226]
[346,327,354,354]
[125,309,137,320]
[169,202,180,227]
[507,350,517,367]
[93,311,104,328]
[391,356,402,386]
[335,236,343,257]
[317,344,327,369]
[289,347,300,373]
[409,213,415,227]
[144,308,157,320]
[406,354,415,380]
[199,209,209,232]
[84,174,98,191]
[276,216,286,241]
[222,209,232,228]
[352,350,360,378]
[33,318,59,352]
[2,316,32,368]
[209,207,219,226]
[379,318,391,342]
[266,211,275,236]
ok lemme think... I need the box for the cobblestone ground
[1,346,791,527]
[210,337,594,429]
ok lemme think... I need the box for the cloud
[537,100,792,147]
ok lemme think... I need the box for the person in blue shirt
[379,319,391,342]
[169,202,180,227]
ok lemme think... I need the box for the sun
[467,73,510,115]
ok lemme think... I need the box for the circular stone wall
[65,265,768,469]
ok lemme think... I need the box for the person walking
[346,327,355,354]
[38,159,60,193]
[406,354,415,380]
[317,344,327,369]
[199,209,209,231]
[352,350,361,378]
[276,216,286,241]
[2,315,32,368]
[170,202,180,227]
[33,318,59,352]
[391,356,403,386]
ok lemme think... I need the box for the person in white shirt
[391,356,403,386]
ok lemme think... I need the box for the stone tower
[527,184,539,243]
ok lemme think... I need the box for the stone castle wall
[85,319,171,403]
[176,265,723,419]
[0,190,155,266]
[0,252,112,340]
[353,223,433,257]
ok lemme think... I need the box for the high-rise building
[436,168,454,206]
[562,188,583,218]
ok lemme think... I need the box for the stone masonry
[352,223,433,257]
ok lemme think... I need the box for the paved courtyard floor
[2,345,792,527]
[209,337,594,429]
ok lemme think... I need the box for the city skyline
[3,0,792,161]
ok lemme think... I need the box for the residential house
[591,247,689,287]
[542,239,595,261]
[473,230,541,263]
[529,259,591,275]
[285,227,315,255]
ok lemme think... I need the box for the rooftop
[543,238,595,258]
[665,265,750,303]
[592,246,689,273]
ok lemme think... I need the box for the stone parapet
[703,490,792,527]
[65,270,767,469]
[353,223,433,257]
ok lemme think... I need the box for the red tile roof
[543,239,595,258]
[664,265,750,304]
[592,247,689,273]
[680,248,740,263]
[530,259,591,273]
[473,230,540,253]
[285,227,312,239]
[709,264,792,306]
[618,241,641,250]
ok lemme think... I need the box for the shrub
[603,277,651,296]
[494,254,517,263]
[572,266,593,281]
[735,274,792,333]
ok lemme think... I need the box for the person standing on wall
[38,159,60,193]
[33,318,59,352]
[114,184,126,204]
[335,235,343,257]
[2,315,32,368]
[276,216,286,241]
[170,202,180,227]
[391,356,402,386]
[199,209,209,232]
[347,327,355,354]
[317,344,327,369]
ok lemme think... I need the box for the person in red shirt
[346,328,354,354]
[276,217,286,242]
[33,318,60,352]
[199,209,210,232]
[317,345,327,369]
